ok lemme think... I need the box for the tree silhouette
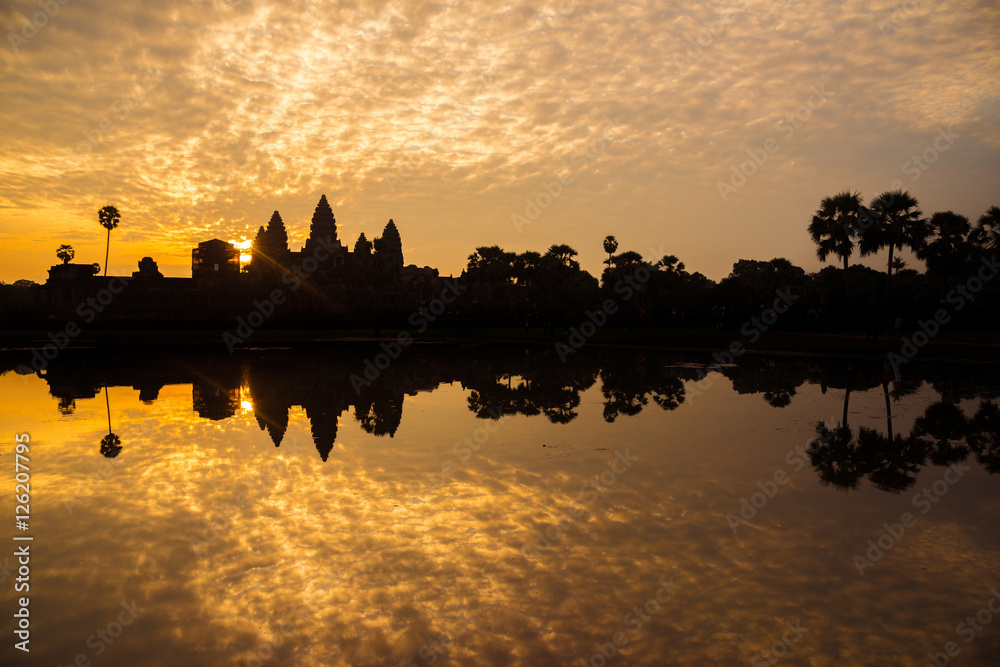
[546,244,580,270]
[917,211,974,281]
[603,235,618,270]
[971,205,1000,253]
[97,205,120,277]
[808,190,862,300]
[967,400,1000,474]
[56,244,75,264]
[809,422,865,491]
[860,190,929,299]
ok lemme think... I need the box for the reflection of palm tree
[809,422,864,491]
[863,427,925,494]
[809,375,926,493]
[100,386,122,458]
[100,433,122,458]
[967,400,1000,474]
[542,388,581,424]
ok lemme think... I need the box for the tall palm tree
[971,205,1000,253]
[917,211,973,281]
[603,235,618,270]
[808,191,863,300]
[860,190,929,298]
[98,205,121,277]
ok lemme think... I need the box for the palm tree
[808,190,863,300]
[917,211,973,280]
[97,205,121,277]
[860,190,929,298]
[56,244,75,264]
[971,205,1000,253]
[545,244,579,269]
[603,235,618,270]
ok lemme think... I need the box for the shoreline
[2,327,998,363]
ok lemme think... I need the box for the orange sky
[1,0,998,283]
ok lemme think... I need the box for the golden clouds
[1,0,998,282]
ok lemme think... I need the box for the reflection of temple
[193,381,240,420]
[245,350,411,461]
[17,346,999,477]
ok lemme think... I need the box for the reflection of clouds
[4,373,1000,665]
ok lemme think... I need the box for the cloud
[1,0,997,281]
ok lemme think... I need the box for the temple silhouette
[38,195,444,321]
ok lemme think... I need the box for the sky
[1,0,998,284]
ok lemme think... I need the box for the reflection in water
[1,345,999,665]
[100,385,122,458]
[806,360,1000,493]
[13,347,998,489]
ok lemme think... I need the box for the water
[1,345,998,666]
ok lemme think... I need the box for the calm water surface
[1,344,998,666]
